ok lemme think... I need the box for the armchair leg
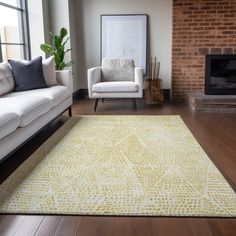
[94,98,99,112]
[132,99,137,111]
[68,106,72,117]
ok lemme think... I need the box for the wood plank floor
[0,98,236,236]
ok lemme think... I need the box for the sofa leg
[68,106,72,117]
[132,99,137,111]
[94,98,99,112]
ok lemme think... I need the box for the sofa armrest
[56,70,73,94]
[135,67,143,91]
[87,67,102,98]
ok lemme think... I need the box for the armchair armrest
[56,70,73,94]
[135,67,144,91]
[87,67,102,98]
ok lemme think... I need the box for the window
[0,0,30,62]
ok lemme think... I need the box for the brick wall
[172,0,236,101]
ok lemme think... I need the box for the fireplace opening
[205,54,236,95]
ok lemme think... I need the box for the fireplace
[205,55,236,95]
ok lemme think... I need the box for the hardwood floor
[0,98,236,236]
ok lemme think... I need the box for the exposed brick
[199,48,209,55]
[172,0,236,101]
[211,48,222,54]
[223,48,233,54]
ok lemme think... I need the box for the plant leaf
[60,28,67,41]
[62,37,70,47]
[58,61,66,70]
[64,61,73,68]
[54,35,61,48]
[65,48,72,54]
[40,27,72,70]
[40,44,53,54]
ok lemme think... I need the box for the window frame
[0,0,31,62]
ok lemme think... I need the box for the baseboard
[73,89,88,100]
[163,89,170,101]
[73,89,171,101]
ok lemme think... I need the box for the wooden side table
[144,78,164,104]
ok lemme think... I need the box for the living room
[0,0,236,235]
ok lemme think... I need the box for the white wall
[48,0,71,65]
[28,0,50,58]
[75,0,172,89]
[68,0,80,92]
[48,0,79,92]
[42,0,50,45]
[28,0,79,91]
[48,0,70,36]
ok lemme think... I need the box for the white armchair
[87,58,143,111]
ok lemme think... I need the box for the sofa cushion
[8,56,47,92]
[0,62,14,96]
[3,86,70,108]
[101,58,134,82]
[0,111,20,140]
[93,81,138,93]
[0,96,51,127]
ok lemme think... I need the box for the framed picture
[101,14,148,74]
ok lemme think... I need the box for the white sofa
[0,69,73,162]
[88,58,143,111]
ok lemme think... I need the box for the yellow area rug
[0,116,236,217]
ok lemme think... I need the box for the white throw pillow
[0,61,15,96]
[101,58,135,82]
[42,56,57,86]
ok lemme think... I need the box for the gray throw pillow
[8,56,47,92]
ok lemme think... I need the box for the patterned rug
[0,116,236,217]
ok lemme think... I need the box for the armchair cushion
[93,81,138,93]
[101,58,134,82]
[87,58,143,99]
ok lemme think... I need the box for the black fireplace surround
[205,54,236,95]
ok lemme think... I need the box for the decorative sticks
[149,57,160,80]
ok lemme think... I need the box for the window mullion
[0,0,30,62]
[0,2,23,11]
[0,36,3,62]
[21,0,30,60]
[1,42,25,45]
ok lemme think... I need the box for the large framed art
[101,14,148,74]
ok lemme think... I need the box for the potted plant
[40,27,73,70]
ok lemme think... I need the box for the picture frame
[101,14,148,74]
